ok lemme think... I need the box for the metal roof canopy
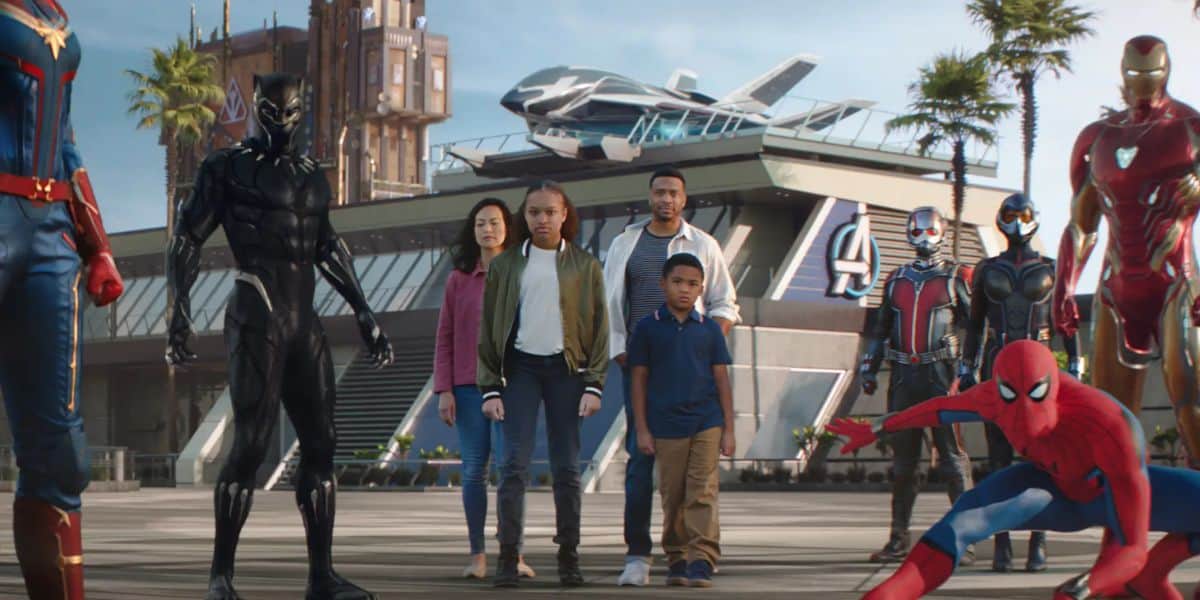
[109,133,1013,276]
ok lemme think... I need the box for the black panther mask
[252,73,303,154]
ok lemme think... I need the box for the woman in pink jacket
[434,198,533,579]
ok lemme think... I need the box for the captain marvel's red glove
[68,169,124,306]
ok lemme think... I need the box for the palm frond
[126,36,227,142]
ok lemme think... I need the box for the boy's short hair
[662,252,704,279]
[649,166,686,189]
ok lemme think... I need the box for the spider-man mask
[990,340,1061,452]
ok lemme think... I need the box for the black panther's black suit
[167,73,393,600]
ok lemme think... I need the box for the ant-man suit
[860,206,974,564]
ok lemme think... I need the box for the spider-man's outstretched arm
[827,383,995,455]
[1054,384,1151,599]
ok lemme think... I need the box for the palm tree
[967,0,1096,196]
[126,37,223,452]
[886,51,1015,260]
[126,37,224,235]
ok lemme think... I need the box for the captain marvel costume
[1053,35,1200,467]
[829,340,1200,600]
[0,1,123,598]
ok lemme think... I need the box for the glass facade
[84,202,736,342]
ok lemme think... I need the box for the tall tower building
[190,0,450,204]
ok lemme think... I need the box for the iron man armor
[1053,35,1200,466]
[0,1,124,598]
[861,206,974,564]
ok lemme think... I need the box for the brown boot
[13,497,84,600]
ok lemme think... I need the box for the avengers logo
[826,212,880,299]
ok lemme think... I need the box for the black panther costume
[166,73,393,600]
[959,193,1079,573]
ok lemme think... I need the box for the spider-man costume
[1053,35,1200,467]
[0,1,124,598]
[830,340,1200,600]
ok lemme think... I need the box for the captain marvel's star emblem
[1115,146,1138,169]
[0,2,70,61]
[34,22,67,60]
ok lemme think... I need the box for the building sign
[826,211,880,299]
[218,78,248,125]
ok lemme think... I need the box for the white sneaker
[617,556,651,586]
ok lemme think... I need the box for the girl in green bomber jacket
[476,180,609,588]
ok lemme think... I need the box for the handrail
[426,93,998,178]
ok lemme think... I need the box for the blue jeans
[0,197,90,512]
[497,350,584,548]
[622,364,656,557]
[454,385,504,555]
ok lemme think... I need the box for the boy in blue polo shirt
[628,252,735,588]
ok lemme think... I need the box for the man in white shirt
[605,167,741,586]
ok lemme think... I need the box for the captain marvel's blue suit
[830,340,1200,600]
[0,1,124,598]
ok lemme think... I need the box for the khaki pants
[655,426,722,566]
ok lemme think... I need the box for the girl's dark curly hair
[514,179,580,243]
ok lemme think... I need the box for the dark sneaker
[687,561,713,588]
[557,545,584,587]
[1026,531,1047,572]
[666,561,688,587]
[494,545,520,588]
[869,531,910,562]
[991,533,1013,572]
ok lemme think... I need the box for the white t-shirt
[515,244,565,355]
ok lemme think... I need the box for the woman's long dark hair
[451,197,515,273]
[514,179,580,243]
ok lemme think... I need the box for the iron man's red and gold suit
[1053,35,1200,465]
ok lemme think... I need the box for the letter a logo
[827,211,880,299]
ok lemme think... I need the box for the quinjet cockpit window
[516,66,570,87]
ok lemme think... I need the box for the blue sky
[64,0,1200,292]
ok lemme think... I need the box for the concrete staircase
[267,335,435,489]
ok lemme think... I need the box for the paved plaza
[0,488,1195,599]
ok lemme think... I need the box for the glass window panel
[112,277,148,331]
[359,253,398,298]
[385,250,428,312]
[185,271,216,312]
[82,304,111,340]
[132,278,169,336]
[373,251,420,311]
[311,275,335,314]
[192,270,231,331]
[119,277,165,336]
[595,216,630,262]
[690,206,720,235]
[199,273,237,331]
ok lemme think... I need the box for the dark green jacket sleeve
[477,262,504,400]
[583,257,609,395]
